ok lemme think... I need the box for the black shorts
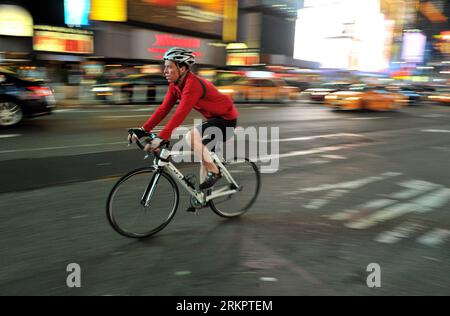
[195,117,237,149]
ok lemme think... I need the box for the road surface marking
[0,134,21,139]
[304,189,347,209]
[130,107,157,112]
[53,109,77,113]
[295,172,401,193]
[0,138,369,158]
[320,154,346,160]
[273,133,364,142]
[375,222,425,244]
[289,172,401,210]
[71,215,88,219]
[259,277,278,282]
[101,114,155,119]
[422,256,441,262]
[258,139,376,164]
[349,117,390,120]
[412,187,450,212]
[422,129,450,133]
[390,180,439,199]
[174,271,191,276]
[329,199,397,221]
[0,142,125,154]
[417,229,450,247]
[421,114,447,118]
[346,187,450,229]
[346,202,419,229]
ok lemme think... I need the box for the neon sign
[148,33,203,60]
[153,34,201,48]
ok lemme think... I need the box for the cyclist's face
[164,60,183,83]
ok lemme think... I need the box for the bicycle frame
[143,149,240,207]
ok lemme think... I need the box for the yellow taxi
[218,77,300,103]
[427,88,450,104]
[324,84,408,111]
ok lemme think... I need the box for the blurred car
[217,77,300,103]
[387,85,428,105]
[0,70,55,127]
[324,84,408,111]
[427,88,450,105]
[91,74,168,104]
[283,79,311,92]
[302,82,352,102]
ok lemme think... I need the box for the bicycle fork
[140,169,162,207]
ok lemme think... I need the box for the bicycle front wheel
[107,167,179,238]
[210,157,261,218]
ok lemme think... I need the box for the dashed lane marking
[0,134,21,139]
[422,129,450,133]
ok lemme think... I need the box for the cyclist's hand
[128,128,150,143]
[144,137,163,152]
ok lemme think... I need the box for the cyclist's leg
[185,127,219,182]
[190,118,237,185]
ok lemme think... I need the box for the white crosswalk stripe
[375,222,425,244]
[320,174,450,247]
[328,199,397,221]
[417,229,450,247]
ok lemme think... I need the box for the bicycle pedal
[186,206,197,213]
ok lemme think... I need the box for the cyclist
[128,47,239,190]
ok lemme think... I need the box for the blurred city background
[0,0,448,110]
[0,0,449,296]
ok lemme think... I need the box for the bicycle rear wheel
[106,167,179,238]
[209,157,261,218]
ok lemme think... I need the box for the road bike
[106,130,261,238]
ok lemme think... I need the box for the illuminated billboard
[128,0,224,37]
[33,25,94,54]
[64,0,90,26]
[401,31,426,63]
[90,0,127,22]
[294,0,393,72]
[0,5,33,37]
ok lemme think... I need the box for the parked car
[324,84,408,111]
[0,70,55,127]
[218,77,299,103]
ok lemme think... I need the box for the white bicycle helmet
[163,47,195,67]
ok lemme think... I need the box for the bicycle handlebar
[127,129,170,158]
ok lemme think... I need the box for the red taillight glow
[27,86,53,97]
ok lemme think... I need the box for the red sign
[148,33,203,61]
[143,0,176,7]
[153,34,201,48]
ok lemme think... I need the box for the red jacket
[142,71,239,140]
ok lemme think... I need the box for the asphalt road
[0,101,449,296]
